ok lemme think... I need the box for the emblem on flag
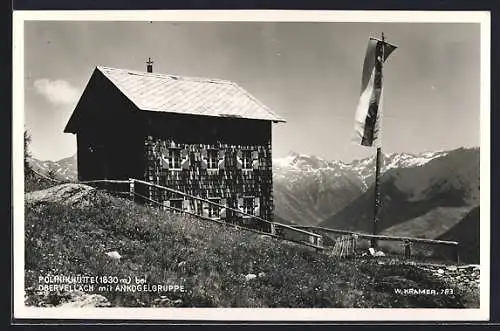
[353,37,397,147]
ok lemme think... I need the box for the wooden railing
[292,225,460,264]
[76,178,460,262]
[80,178,324,251]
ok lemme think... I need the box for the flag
[353,37,397,147]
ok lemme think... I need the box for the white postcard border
[12,9,491,321]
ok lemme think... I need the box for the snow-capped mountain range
[271,150,450,226]
[27,148,475,229]
[29,154,77,181]
[272,147,479,228]
[273,150,448,191]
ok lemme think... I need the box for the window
[207,150,218,170]
[242,197,254,215]
[208,198,221,218]
[169,149,181,169]
[242,150,253,169]
[169,199,183,212]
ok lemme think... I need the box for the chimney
[146,57,154,73]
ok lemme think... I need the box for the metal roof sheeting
[96,66,286,123]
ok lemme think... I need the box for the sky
[23,20,481,162]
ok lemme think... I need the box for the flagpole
[371,32,385,249]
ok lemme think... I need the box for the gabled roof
[94,66,286,122]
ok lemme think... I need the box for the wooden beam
[132,190,323,250]
[79,178,323,247]
[80,179,130,184]
[292,225,459,246]
[132,178,322,239]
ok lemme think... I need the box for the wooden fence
[80,178,324,251]
[63,177,460,263]
[292,225,460,264]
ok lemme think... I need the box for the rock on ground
[25,290,111,308]
[25,183,97,207]
[57,291,111,308]
[244,274,257,281]
[417,264,480,290]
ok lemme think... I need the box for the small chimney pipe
[146,57,154,73]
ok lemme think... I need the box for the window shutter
[202,202,209,217]
[236,151,243,170]
[238,197,244,209]
[182,199,189,211]
[161,156,169,169]
[252,159,259,170]
[181,149,190,170]
[181,158,189,170]
[200,149,208,170]
[220,199,227,218]
[218,151,225,170]
[254,197,260,216]
[200,158,208,170]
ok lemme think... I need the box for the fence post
[454,244,460,265]
[315,236,323,253]
[404,240,412,259]
[129,178,135,201]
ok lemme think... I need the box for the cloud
[34,79,79,106]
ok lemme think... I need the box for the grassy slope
[438,207,480,264]
[24,184,478,308]
[380,206,474,239]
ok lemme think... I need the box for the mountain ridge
[272,148,476,226]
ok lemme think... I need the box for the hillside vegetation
[24,181,479,308]
[24,168,62,193]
